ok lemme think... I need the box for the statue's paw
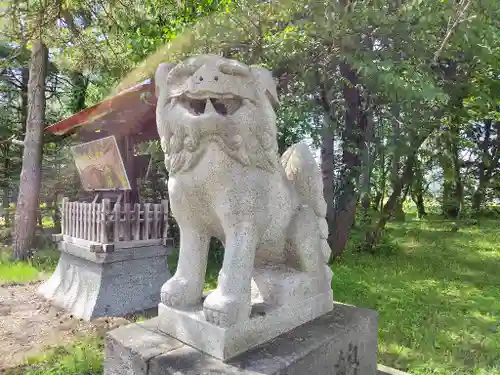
[161,276,201,308]
[203,289,251,327]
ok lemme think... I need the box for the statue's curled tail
[281,142,331,263]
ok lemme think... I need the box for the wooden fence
[61,198,169,244]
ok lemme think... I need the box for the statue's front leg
[203,220,259,327]
[161,221,210,308]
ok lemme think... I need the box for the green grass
[166,241,221,291]
[6,336,104,375]
[0,248,59,284]
[333,216,500,375]
[2,217,499,375]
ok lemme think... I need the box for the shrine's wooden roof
[44,79,159,143]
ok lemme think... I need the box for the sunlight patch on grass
[22,337,103,375]
[0,261,41,283]
[0,248,59,284]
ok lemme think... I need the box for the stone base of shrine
[37,239,173,321]
[104,302,379,375]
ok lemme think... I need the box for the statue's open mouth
[178,93,244,116]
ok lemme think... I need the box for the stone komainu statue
[155,55,332,327]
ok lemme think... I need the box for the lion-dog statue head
[154,54,280,175]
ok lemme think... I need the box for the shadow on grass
[333,219,500,375]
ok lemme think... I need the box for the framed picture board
[71,135,131,191]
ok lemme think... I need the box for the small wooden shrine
[45,79,170,253]
[39,79,172,320]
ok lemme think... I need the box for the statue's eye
[218,61,251,77]
[167,64,198,85]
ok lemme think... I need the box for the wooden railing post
[152,204,159,239]
[113,201,121,242]
[161,200,169,239]
[61,197,68,235]
[133,203,141,240]
[90,201,95,242]
[143,203,151,240]
[82,203,87,240]
[101,199,111,244]
[123,203,131,241]
[78,202,82,239]
[70,202,75,237]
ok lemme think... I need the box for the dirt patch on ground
[0,281,131,370]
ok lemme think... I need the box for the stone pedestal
[157,264,334,360]
[104,302,379,375]
[37,240,172,321]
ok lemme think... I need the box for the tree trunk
[2,143,11,227]
[20,65,29,131]
[373,192,382,211]
[359,97,373,222]
[358,98,374,250]
[440,124,462,220]
[2,188,10,227]
[378,133,387,212]
[411,157,427,219]
[363,126,437,252]
[364,152,417,252]
[68,70,88,113]
[37,210,43,228]
[328,61,366,258]
[471,119,500,214]
[11,40,48,261]
[436,59,465,221]
[390,104,405,221]
[321,114,336,239]
[414,192,426,219]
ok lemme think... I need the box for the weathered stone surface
[105,303,378,375]
[38,241,172,321]
[155,54,333,331]
[105,319,184,375]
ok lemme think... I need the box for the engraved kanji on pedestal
[335,343,360,375]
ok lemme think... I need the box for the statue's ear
[154,63,177,98]
[250,66,279,109]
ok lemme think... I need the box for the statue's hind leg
[287,205,332,289]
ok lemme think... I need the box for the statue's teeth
[205,98,216,113]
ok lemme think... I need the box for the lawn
[334,216,500,375]
[1,217,499,375]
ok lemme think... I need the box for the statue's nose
[192,63,221,84]
[196,74,219,83]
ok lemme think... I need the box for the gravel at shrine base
[0,281,130,370]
